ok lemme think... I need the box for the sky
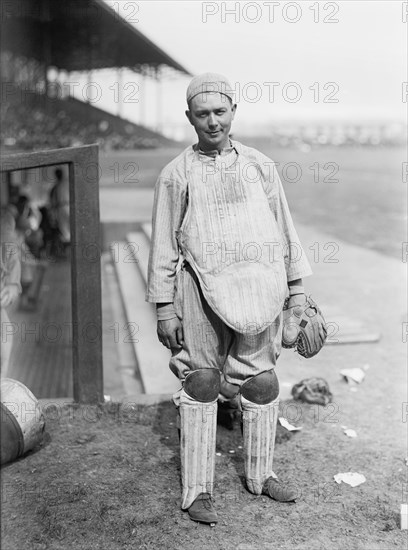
[68,1,407,137]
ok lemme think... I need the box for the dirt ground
[2,145,406,550]
[1,390,406,550]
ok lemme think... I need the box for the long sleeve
[145,175,187,303]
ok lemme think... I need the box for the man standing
[50,168,70,257]
[146,73,313,525]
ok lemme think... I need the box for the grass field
[99,143,406,260]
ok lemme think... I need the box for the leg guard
[241,395,279,495]
[180,369,219,510]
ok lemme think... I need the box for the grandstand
[1,80,179,151]
[1,0,192,151]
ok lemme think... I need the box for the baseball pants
[170,261,283,392]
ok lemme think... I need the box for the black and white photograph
[0,1,407,548]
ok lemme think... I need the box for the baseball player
[146,73,325,525]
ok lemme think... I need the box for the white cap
[186,72,235,104]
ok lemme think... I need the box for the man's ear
[231,103,237,120]
[185,110,193,125]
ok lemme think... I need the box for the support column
[139,69,146,127]
[117,67,123,118]
[156,65,162,134]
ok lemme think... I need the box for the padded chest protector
[178,150,287,335]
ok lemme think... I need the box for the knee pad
[184,369,220,402]
[240,370,279,405]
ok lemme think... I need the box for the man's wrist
[288,285,304,296]
[288,278,304,295]
[156,302,177,321]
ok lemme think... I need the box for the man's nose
[207,114,217,128]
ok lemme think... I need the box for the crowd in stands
[1,100,163,152]
[3,93,402,153]
[254,122,405,150]
[271,125,404,149]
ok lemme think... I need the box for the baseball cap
[186,73,235,104]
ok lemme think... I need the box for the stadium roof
[1,0,192,75]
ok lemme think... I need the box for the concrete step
[103,256,143,398]
[126,230,150,284]
[110,241,179,395]
[320,308,381,345]
[141,222,152,240]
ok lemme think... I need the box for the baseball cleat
[187,493,218,525]
[262,477,299,502]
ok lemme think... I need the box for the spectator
[50,168,70,258]
[11,195,40,293]
[1,207,22,377]
[14,195,43,259]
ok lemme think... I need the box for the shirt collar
[193,139,237,158]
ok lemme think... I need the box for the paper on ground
[341,425,357,438]
[279,417,302,431]
[340,368,366,384]
[334,472,366,487]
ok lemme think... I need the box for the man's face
[186,93,236,151]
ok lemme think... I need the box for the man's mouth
[207,130,221,136]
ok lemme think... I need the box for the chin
[205,133,225,146]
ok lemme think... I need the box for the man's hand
[157,317,184,350]
[0,284,20,308]
[287,293,307,308]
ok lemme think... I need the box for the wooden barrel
[0,378,45,465]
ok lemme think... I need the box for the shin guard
[179,389,217,510]
[241,396,279,495]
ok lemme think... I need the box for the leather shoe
[262,477,299,502]
[187,493,218,525]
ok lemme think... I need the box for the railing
[1,145,103,404]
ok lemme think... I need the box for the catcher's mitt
[282,295,327,358]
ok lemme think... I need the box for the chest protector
[177,149,287,335]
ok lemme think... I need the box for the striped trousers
[170,261,283,390]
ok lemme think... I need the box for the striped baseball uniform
[146,139,312,386]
